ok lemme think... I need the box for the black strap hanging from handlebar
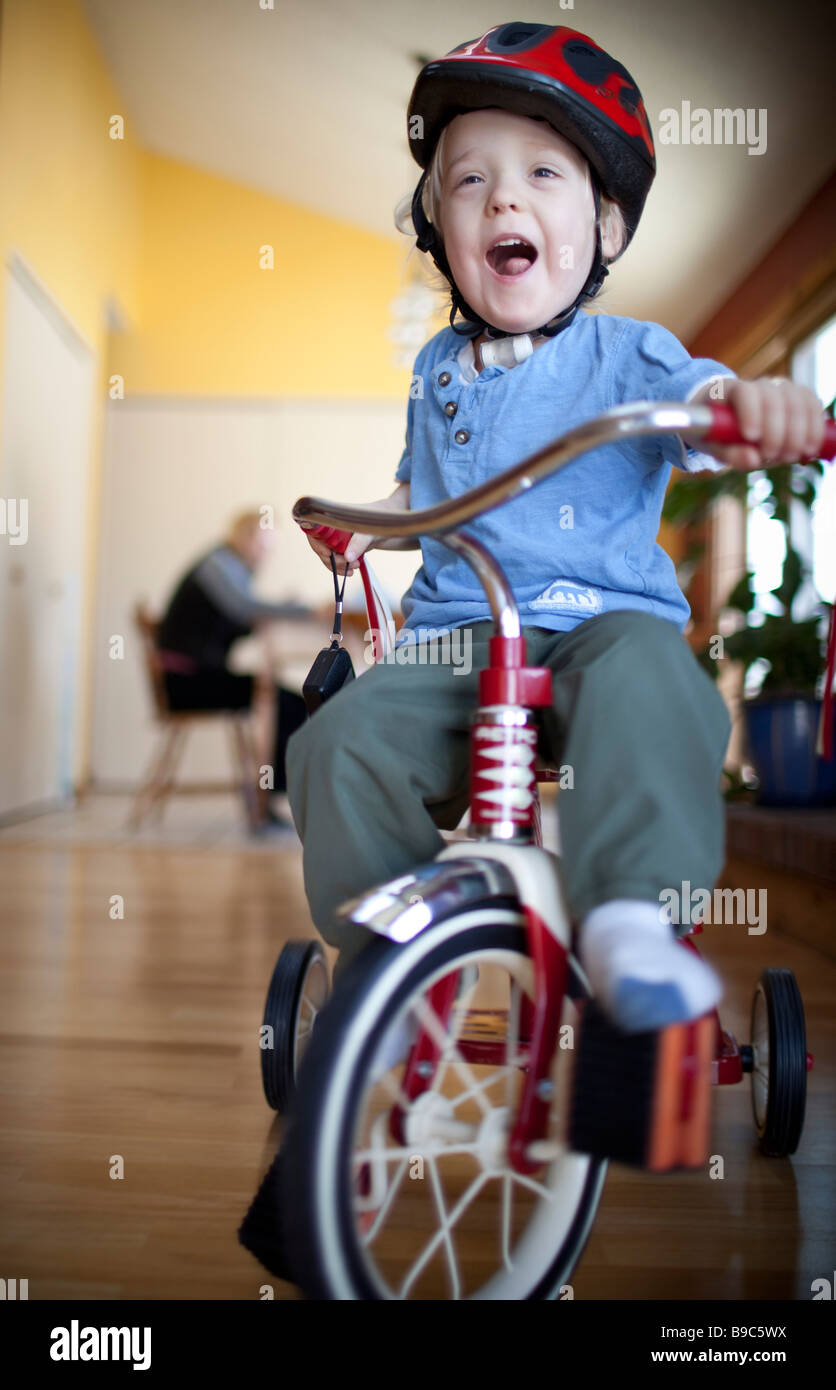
[329,551,349,638]
[301,552,357,715]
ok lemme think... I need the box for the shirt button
[438,371,452,386]
[454,428,470,445]
[444,401,457,418]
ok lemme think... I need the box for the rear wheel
[750,968,807,1157]
[278,908,606,1300]
[261,940,329,1113]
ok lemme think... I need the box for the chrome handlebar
[291,401,715,540]
[292,401,718,641]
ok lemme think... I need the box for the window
[794,314,836,602]
[741,312,836,695]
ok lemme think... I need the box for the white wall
[0,254,95,818]
[92,396,418,786]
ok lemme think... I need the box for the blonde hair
[394,120,630,289]
[226,510,268,548]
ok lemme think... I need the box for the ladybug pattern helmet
[406,22,656,339]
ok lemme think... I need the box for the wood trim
[719,856,836,961]
[726,805,836,886]
[682,516,713,651]
[688,169,836,370]
[736,274,836,378]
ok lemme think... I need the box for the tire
[261,940,329,1113]
[278,909,606,1300]
[750,968,807,1157]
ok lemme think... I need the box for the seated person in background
[156,511,312,829]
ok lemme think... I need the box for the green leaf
[770,545,802,613]
[661,468,748,526]
[724,570,758,614]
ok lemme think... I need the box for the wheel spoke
[427,1154,461,1300]
[352,1143,415,1163]
[374,1065,417,1113]
[458,973,479,1009]
[352,1141,479,1164]
[501,1174,513,1271]
[506,980,522,1111]
[409,992,492,1117]
[360,1068,482,1154]
[399,1161,491,1299]
[357,1156,409,1245]
[506,1168,556,1201]
[446,1063,519,1112]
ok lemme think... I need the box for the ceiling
[82,0,836,340]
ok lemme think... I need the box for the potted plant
[662,402,836,807]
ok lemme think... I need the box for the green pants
[286,611,731,981]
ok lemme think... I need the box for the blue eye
[455,166,559,187]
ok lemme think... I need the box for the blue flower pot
[745,697,836,806]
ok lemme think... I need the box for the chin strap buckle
[480,334,536,369]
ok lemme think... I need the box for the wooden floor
[0,793,833,1300]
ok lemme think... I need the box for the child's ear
[600,201,626,264]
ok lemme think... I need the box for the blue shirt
[393,310,735,640]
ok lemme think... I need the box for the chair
[128,602,270,832]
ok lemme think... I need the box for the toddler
[289,22,827,1033]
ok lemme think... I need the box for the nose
[487,172,525,216]
[490,187,520,215]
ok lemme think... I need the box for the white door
[0,254,94,818]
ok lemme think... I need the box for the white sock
[579,898,722,1033]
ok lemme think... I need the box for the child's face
[437,108,602,336]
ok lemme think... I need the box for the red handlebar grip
[706,404,836,461]
[297,521,353,554]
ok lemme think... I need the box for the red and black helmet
[406,22,656,338]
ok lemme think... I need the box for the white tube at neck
[479,333,537,369]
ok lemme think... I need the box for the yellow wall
[0,0,144,423]
[0,0,421,782]
[0,0,414,417]
[120,153,411,396]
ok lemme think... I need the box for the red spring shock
[470,635,552,837]
[470,708,541,835]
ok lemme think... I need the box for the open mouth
[485,237,538,278]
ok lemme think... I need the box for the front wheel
[278,908,606,1300]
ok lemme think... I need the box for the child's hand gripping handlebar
[703,403,836,459]
[298,522,353,555]
[297,521,394,663]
